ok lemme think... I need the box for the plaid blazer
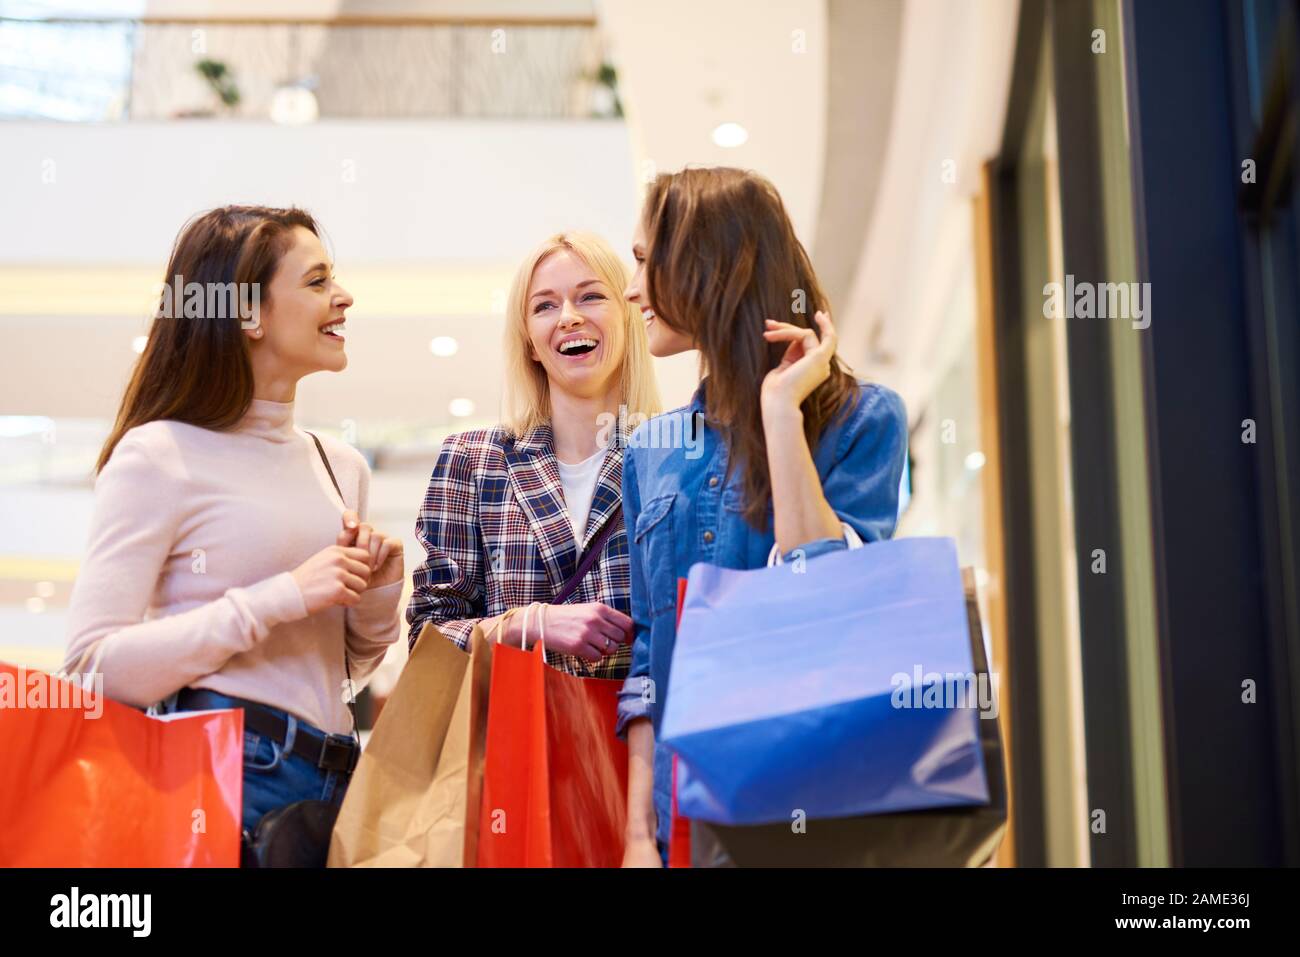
[406,423,631,678]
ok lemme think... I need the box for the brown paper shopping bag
[327,618,499,867]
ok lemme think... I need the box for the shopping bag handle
[766,521,864,567]
[520,602,547,659]
[489,604,548,666]
[68,639,106,693]
[488,607,520,645]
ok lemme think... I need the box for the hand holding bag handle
[487,606,519,645]
[520,602,546,657]
[490,508,619,672]
[491,604,541,663]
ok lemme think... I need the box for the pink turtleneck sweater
[62,399,403,734]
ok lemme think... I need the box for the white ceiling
[596,0,828,241]
[843,0,1020,413]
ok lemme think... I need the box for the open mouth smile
[320,318,346,342]
[556,335,599,358]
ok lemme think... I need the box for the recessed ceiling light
[712,122,749,148]
[429,336,459,357]
[448,398,476,418]
[131,335,148,354]
[964,451,987,471]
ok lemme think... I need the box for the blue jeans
[174,690,352,836]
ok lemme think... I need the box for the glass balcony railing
[0,16,622,122]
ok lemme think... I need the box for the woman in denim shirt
[615,168,909,866]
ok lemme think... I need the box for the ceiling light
[965,451,986,471]
[448,398,475,418]
[429,336,459,357]
[712,122,749,148]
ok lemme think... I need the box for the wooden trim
[985,0,1050,867]
[0,16,599,28]
[974,164,1016,867]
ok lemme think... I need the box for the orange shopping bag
[476,610,628,867]
[0,662,243,867]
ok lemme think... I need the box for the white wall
[0,118,704,420]
[1,119,639,265]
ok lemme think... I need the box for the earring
[252,328,263,338]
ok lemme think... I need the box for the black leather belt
[175,688,359,774]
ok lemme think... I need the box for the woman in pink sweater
[62,206,404,859]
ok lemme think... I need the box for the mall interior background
[1,0,1297,868]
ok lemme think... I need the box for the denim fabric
[615,381,908,849]
[174,689,353,836]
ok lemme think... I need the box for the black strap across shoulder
[303,431,359,742]
[306,431,343,499]
[553,504,622,605]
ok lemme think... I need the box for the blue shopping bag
[660,537,990,826]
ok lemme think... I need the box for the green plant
[195,59,240,109]
[591,61,623,118]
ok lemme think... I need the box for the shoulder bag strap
[305,431,359,746]
[552,503,622,605]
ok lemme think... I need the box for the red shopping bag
[476,641,628,867]
[0,662,243,867]
[669,578,692,868]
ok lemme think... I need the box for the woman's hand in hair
[535,603,633,662]
[760,311,838,416]
[760,311,847,554]
[337,511,404,590]
[291,542,372,614]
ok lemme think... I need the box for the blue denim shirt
[615,380,908,848]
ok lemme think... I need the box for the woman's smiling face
[252,225,353,376]
[525,248,626,401]
[626,217,694,358]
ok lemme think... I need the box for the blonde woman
[407,232,661,676]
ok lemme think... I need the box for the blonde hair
[503,231,661,437]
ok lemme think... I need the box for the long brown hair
[642,167,857,528]
[96,205,319,473]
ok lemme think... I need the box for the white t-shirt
[556,447,607,546]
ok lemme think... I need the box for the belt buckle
[318,732,357,773]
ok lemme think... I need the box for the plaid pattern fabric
[406,423,631,679]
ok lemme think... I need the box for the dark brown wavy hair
[642,167,857,529]
[96,205,319,473]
